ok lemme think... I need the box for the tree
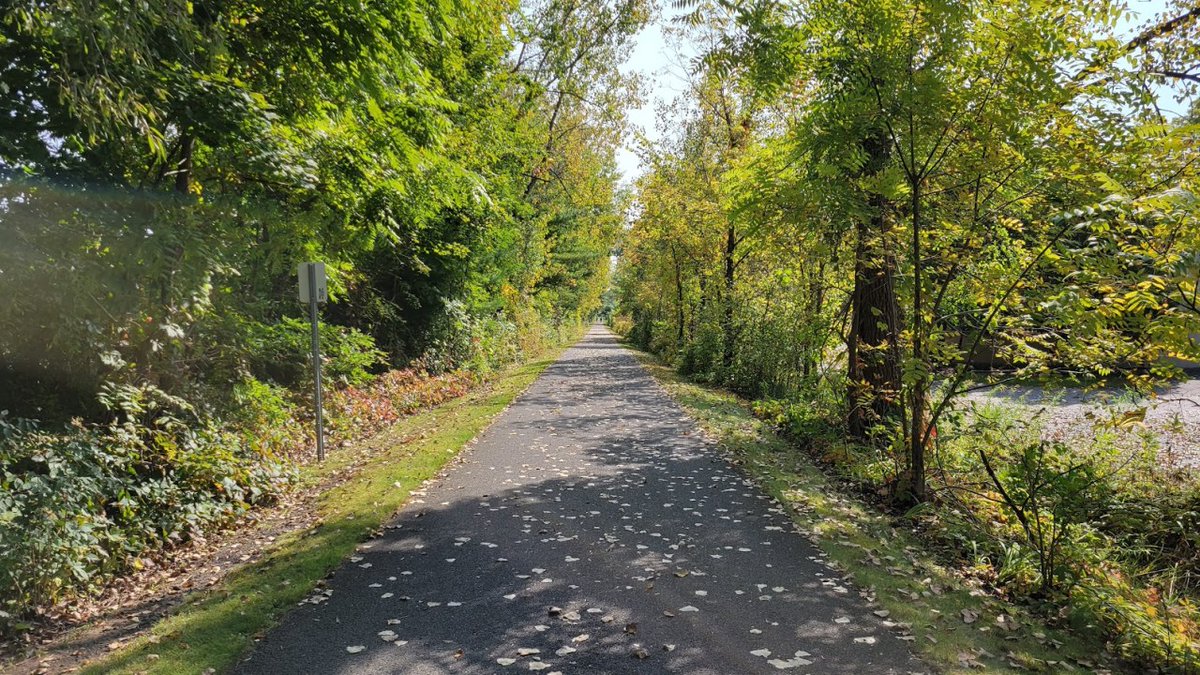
[618,0,1196,505]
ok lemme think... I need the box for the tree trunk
[802,261,826,379]
[907,179,928,502]
[847,133,902,440]
[722,222,736,372]
[671,245,685,346]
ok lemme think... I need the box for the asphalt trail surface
[236,326,925,674]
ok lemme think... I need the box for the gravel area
[962,376,1200,469]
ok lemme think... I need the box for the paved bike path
[235,326,925,674]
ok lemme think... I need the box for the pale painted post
[298,262,327,460]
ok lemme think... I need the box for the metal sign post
[298,262,328,460]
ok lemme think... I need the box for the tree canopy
[0,0,646,418]
[617,0,1200,500]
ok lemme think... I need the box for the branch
[921,216,1078,450]
[1158,397,1200,408]
[1125,7,1200,55]
[1150,69,1200,84]
[1073,5,1200,82]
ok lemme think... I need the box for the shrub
[609,315,633,336]
[1077,571,1200,670]
[0,301,572,633]
[1103,477,1200,593]
[0,408,291,632]
[242,318,384,388]
[227,378,308,459]
[678,324,722,381]
[744,381,1200,672]
[927,402,1200,671]
[325,369,476,441]
[420,301,522,375]
[753,397,841,443]
[975,436,1112,595]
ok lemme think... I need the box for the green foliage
[752,398,841,448]
[619,0,1199,504]
[419,300,521,375]
[1077,572,1200,671]
[0,412,291,631]
[0,0,640,633]
[931,404,1200,668]
[637,347,1119,673]
[1105,479,1200,593]
[243,319,384,389]
[1037,190,1200,382]
[616,1,1200,669]
[76,352,561,675]
[969,413,1114,595]
[227,379,308,459]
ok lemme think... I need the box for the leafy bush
[927,404,1200,670]
[974,438,1112,595]
[608,315,633,336]
[242,318,384,388]
[326,369,476,441]
[420,301,521,375]
[1103,477,1200,593]
[751,396,899,487]
[1077,571,1200,670]
[744,381,1200,671]
[753,397,841,445]
[0,302,574,632]
[0,409,292,632]
[677,323,723,381]
[227,378,308,459]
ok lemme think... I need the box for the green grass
[81,353,562,675]
[631,349,1123,674]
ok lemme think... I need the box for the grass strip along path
[81,351,564,675]
[631,348,1126,674]
[231,326,924,674]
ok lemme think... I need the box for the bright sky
[614,3,693,186]
[614,0,1178,185]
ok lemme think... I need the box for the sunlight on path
[235,326,926,674]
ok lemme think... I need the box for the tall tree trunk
[722,222,736,372]
[802,261,826,379]
[671,245,685,346]
[908,179,927,502]
[847,133,902,440]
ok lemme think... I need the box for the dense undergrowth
[0,315,582,635]
[722,374,1200,670]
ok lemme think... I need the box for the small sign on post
[298,262,327,460]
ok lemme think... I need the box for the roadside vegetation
[613,0,1200,671]
[0,0,643,638]
[5,0,1200,672]
[74,351,563,675]
[636,350,1123,673]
